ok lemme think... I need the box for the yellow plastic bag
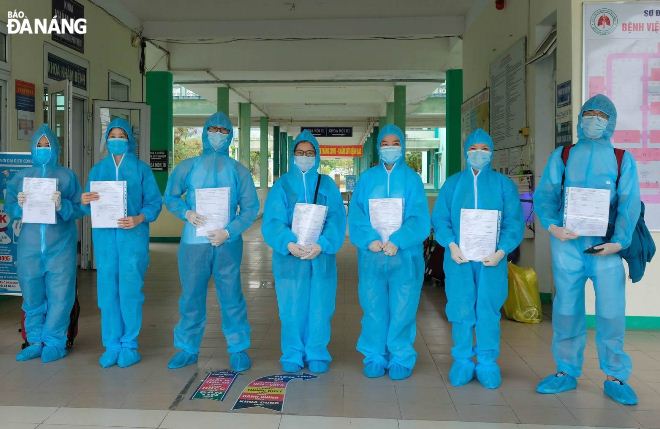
[503,262,542,324]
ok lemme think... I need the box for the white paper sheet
[368,198,403,243]
[563,187,610,237]
[292,203,328,246]
[90,181,127,229]
[195,187,230,237]
[22,177,57,224]
[459,208,500,261]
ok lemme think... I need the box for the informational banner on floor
[584,2,660,230]
[232,373,316,412]
[319,145,363,157]
[0,153,33,296]
[190,370,238,401]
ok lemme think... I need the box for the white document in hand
[292,203,328,246]
[90,181,127,229]
[563,187,610,237]
[195,187,230,237]
[368,198,404,243]
[459,208,500,261]
[22,177,57,224]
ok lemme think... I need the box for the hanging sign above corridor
[319,145,363,157]
[301,127,353,137]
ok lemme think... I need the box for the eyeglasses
[294,150,316,157]
[208,127,230,134]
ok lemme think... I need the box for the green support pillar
[353,157,359,176]
[446,69,463,177]
[273,125,280,179]
[239,103,251,167]
[394,85,406,131]
[279,131,288,173]
[145,71,173,193]
[371,126,379,167]
[217,87,229,115]
[386,102,395,124]
[259,117,268,188]
[287,136,294,172]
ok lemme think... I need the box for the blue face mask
[208,131,230,151]
[380,146,402,164]
[581,115,609,140]
[467,149,492,170]
[294,155,316,173]
[34,147,52,165]
[107,138,129,155]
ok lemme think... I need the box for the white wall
[0,0,143,152]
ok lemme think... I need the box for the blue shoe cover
[16,344,43,362]
[363,362,386,378]
[282,361,302,373]
[41,345,67,363]
[99,349,120,368]
[118,349,141,368]
[389,363,413,381]
[449,360,475,387]
[167,351,198,369]
[536,373,577,394]
[604,380,638,405]
[308,360,329,374]
[230,351,252,372]
[476,363,501,389]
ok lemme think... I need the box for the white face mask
[581,115,609,140]
[294,155,315,172]
[208,131,230,150]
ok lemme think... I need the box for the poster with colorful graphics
[232,373,316,412]
[584,2,660,230]
[0,153,33,296]
[190,370,238,401]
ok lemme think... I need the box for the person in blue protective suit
[348,124,430,381]
[432,129,524,389]
[81,118,162,369]
[262,130,346,374]
[534,94,641,405]
[165,112,259,371]
[6,124,83,363]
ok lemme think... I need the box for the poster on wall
[461,88,490,144]
[489,37,526,150]
[0,153,33,296]
[15,80,35,141]
[584,2,660,230]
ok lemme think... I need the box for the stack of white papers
[459,208,500,261]
[368,198,404,243]
[292,203,328,246]
[563,187,610,236]
[22,177,57,224]
[195,187,230,237]
[90,181,127,229]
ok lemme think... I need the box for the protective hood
[290,129,321,173]
[377,124,406,164]
[31,123,60,167]
[202,112,234,155]
[103,117,136,153]
[577,94,617,142]
[463,128,494,159]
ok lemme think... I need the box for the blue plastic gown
[6,124,83,352]
[534,94,641,381]
[165,112,259,355]
[348,124,430,370]
[432,129,523,367]
[262,130,346,368]
[84,118,162,352]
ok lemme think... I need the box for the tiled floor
[1,221,660,428]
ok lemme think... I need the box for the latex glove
[17,192,26,208]
[207,229,229,247]
[185,210,206,227]
[81,192,100,205]
[368,240,384,253]
[449,242,468,264]
[118,214,145,230]
[52,191,61,211]
[287,242,307,258]
[593,242,622,256]
[383,241,398,257]
[549,225,578,241]
[301,243,322,260]
[483,249,506,267]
